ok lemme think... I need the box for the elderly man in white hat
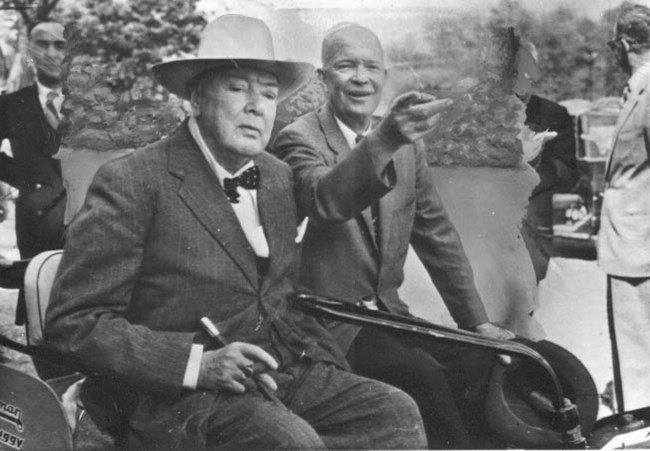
[44,14,426,450]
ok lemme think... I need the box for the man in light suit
[0,22,68,379]
[44,15,426,449]
[272,23,514,448]
[598,3,650,413]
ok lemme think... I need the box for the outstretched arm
[272,93,452,221]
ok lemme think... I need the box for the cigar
[200,317,285,408]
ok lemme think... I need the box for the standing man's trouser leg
[607,275,650,412]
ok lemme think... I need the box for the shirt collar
[628,60,650,95]
[36,81,63,111]
[188,116,254,187]
[334,115,372,148]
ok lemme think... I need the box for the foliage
[384,0,630,103]
[377,0,633,166]
[279,74,326,122]
[61,55,184,151]
[424,27,526,167]
[62,0,206,99]
[0,0,59,31]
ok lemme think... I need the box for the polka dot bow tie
[223,165,261,203]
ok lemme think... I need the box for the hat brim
[151,58,314,102]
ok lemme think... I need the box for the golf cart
[0,251,647,449]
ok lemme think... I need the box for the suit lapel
[256,155,296,294]
[318,104,380,250]
[318,104,352,158]
[605,87,644,180]
[168,123,259,290]
[25,85,60,155]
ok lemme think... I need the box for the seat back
[23,250,63,346]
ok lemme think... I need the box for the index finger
[408,98,453,118]
[392,91,436,110]
[237,343,279,371]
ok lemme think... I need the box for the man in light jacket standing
[598,3,650,413]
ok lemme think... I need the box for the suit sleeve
[409,141,489,329]
[0,94,19,187]
[44,157,194,399]
[272,124,397,221]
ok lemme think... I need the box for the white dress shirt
[182,116,271,389]
[36,81,63,115]
[334,116,371,148]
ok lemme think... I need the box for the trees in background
[0,0,205,98]
[63,0,205,100]
[384,0,629,103]
[0,1,634,111]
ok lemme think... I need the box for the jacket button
[35,183,42,189]
[35,210,43,217]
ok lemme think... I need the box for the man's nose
[44,43,61,59]
[245,91,263,114]
[351,66,370,83]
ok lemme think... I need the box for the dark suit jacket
[272,103,488,351]
[524,95,577,231]
[44,122,348,403]
[0,84,65,258]
[598,64,650,277]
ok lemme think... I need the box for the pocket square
[295,217,309,244]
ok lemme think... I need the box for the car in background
[551,97,622,260]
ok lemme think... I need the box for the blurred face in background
[319,25,387,132]
[29,22,67,86]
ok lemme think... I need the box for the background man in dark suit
[597,3,650,413]
[0,22,66,262]
[44,15,426,449]
[272,23,514,448]
[521,96,577,282]
[0,22,67,379]
[513,39,579,283]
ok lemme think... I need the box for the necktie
[223,165,260,203]
[44,91,60,130]
[355,134,364,145]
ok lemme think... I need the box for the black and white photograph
[0,0,649,449]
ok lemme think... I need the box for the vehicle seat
[22,250,118,450]
[23,250,62,346]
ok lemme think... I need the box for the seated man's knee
[375,384,427,448]
[213,402,326,450]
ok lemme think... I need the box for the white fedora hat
[152,14,314,101]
